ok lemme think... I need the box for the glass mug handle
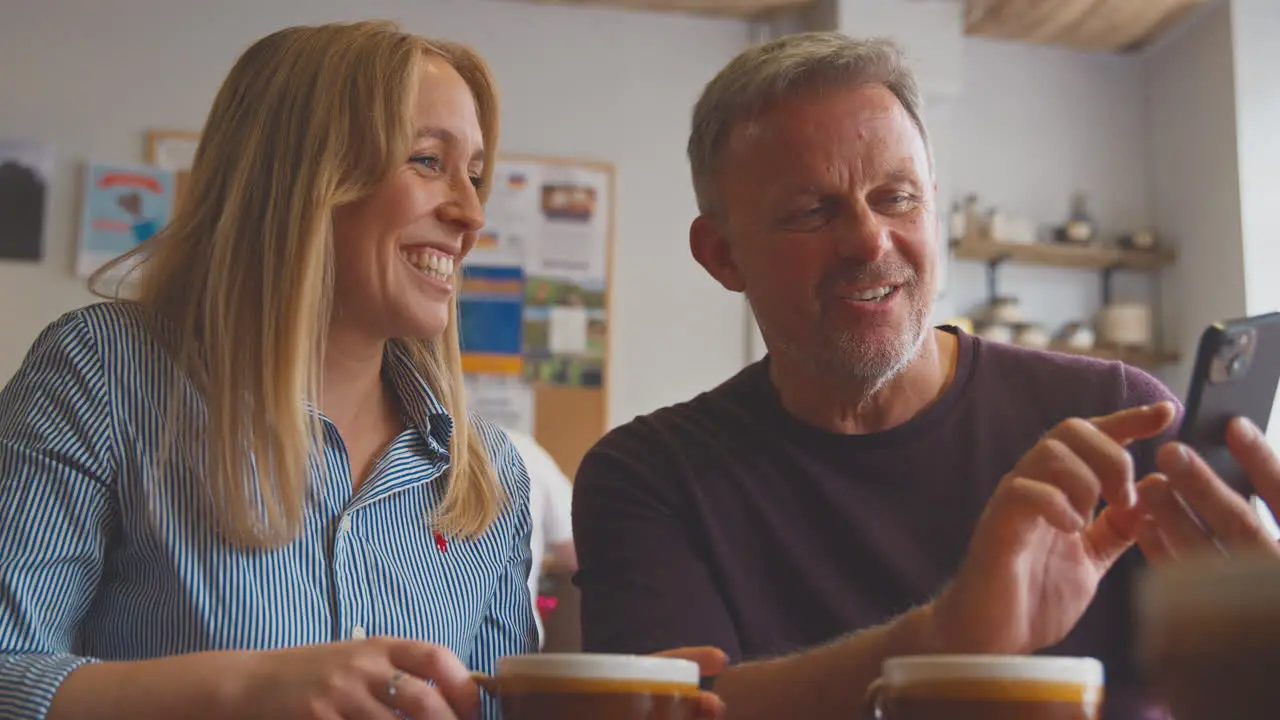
[864,678,888,719]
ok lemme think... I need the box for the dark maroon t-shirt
[572,328,1181,719]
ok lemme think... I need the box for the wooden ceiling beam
[508,0,813,20]
[507,0,1205,51]
[964,0,1208,53]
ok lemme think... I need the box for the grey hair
[687,32,930,216]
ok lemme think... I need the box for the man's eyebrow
[883,168,922,184]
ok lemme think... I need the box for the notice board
[460,153,615,479]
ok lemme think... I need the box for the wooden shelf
[951,236,1175,272]
[506,0,812,18]
[954,236,1181,369]
[1047,342,1180,370]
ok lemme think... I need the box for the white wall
[1142,3,1246,398]
[943,38,1152,335]
[1228,0,1280,440]
[0,0,750,428]
[832,0,965,97]
[1231,0,1280,318]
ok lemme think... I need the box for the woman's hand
[236,637,480,720]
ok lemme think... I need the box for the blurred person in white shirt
[505,429,577,647]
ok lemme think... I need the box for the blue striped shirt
[0,302,537,719]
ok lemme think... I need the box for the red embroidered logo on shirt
[434,532,448,553]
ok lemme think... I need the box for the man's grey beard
[763,299,930,398]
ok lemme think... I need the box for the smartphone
[1180,312,1280,497]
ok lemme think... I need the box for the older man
[572,32,1183,719]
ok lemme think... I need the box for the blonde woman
[0,21,723,720]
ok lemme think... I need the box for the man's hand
[652,647,728,720]
[931,402,1178,655]
[1136,417,1280,562]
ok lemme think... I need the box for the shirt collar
[383,340,454,449]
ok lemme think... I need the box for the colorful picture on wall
[459,264,526,376]
[77,162,175,278]
[539,182,597,223]
[523,276,607,388]
[0,138,55,262]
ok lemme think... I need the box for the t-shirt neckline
[750,326,977,450]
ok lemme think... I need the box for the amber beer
[865,655,1104,719]
[488,653,701,720]
[1139,552,1280,720]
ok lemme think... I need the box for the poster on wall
[469,162,539,269]
[463,374,534,436]
[0,138,55,262]
[478,161,610,282]
[478,158,611,389]
[529,164,609,283]
[77,162,175,278]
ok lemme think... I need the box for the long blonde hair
[91,20,505,548]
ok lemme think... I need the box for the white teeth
[402,248,455,282]
[850,286,893,301]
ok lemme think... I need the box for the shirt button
[352,625,367,639]
[340,515,352,533]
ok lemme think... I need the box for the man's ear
[690,214,746,293]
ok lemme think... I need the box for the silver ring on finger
[386,669,406,702]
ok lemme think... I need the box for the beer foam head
[883,655,1105,688]
[496,653,699,686]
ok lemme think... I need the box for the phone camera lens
[1229,354,1247,376]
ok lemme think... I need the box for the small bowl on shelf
[1014,324,1051,349]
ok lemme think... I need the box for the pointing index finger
[1089,402,1178,446]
